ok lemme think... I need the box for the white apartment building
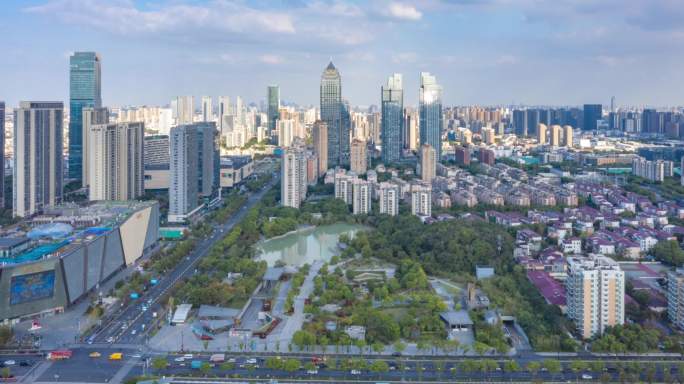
[334,174,354,205]
[378,182,399,216]
[410,182,432,217]
[281,146,307,208]
[566,255,625,339]
[88,122,144,201]
[668,269,684,330]
[352,179,371,215]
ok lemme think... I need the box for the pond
[255,223,367,267]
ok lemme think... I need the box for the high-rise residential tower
[14,102,64,217]
[88,122,144,201]
[563,125,574,147]
[419,72,443,160]
[381,73,403,164]
[352,179,371,215]
[350,139,367,175]
[312,121,328,175]
[69,52,102,182]
[320,62,350,167]
[82,107,109,187]
[281,146,307,208]
[201,96,212,122]
[537,123,547,145]
[175,96,194,125]
[419,144,436,183]
[566,255,624,339]
[267,85,280,136]
[378,182,399,216]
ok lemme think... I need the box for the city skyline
[2,1,684,109]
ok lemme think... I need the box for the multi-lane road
[86,175,279,346]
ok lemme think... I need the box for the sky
[1,0,683,109]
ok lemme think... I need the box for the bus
[47,349,72,360]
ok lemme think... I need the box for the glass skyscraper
[381,74,403,164]
[419,72,443,160]
[583,104,602,131]
[69,52,102,183]
[267,85,280,137]
[320,61,350,167]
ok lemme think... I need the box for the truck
[190,360,202,369]
[46,349,72,360]
[209,354,225,363]
[108,353,123,360]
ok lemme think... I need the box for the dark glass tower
[69,52,102,183]
[419,72,443,160]
[583,104,602,131]
[381,74,403,164]
[267,85,279,136]
[321,61,349,167]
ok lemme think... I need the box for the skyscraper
[267,85,280,136]
[419,72,443,160]
[281,146,306,208]
[81,107,109,187]
[201,96,212,122]
[14,102,64,217]
[0,102,4,208]
[419,144,436,183]
[320,61,350,167]
[563,125,574,147]
[583,104,602,131]
[381,74,403,164]
[168,122,217,222]
[537,123,547,145]
[513,109,528,137]
[218,96,231,132]
[350,139,367,175]
[312,121,328,175]
[69,52,102,182]
[175,96,194,125]
[88,122,144,201]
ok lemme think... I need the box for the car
[3,360,15,366]
[18,361,30,367]
[350,369,361,375]
[246,358,257,364]
[131,330,137,335]
[391,352,402,357]
[174,357,185,362]
[581,374,593,380]
[183,354,193,359]
[107,336,115,343]
[306,369,318,375]
[89,352,101,358]
[131,354,142,358]
[227,358,236,363]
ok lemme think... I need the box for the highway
[86,175,279,346]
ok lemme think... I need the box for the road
[86,175,279,346]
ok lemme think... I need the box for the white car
[183,354,193,359]
[306,369,318,375]
[3,360,15,366]
[350,369,361,375]
[174,357,185,362]
[581,374,593,380]
[246,358,257,364]
[107,336,115,343]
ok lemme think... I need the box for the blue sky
[1,0,683,109]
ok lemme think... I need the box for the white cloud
[259,54,284,65]
[391,51,418,64]
[387,3,422,21]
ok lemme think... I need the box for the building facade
[267,85,280,136]
[320,62,350,167]
[419,72,443,160]
[350,139,368,175]
[381,73,403,164]
[14,102,64,217]
[352,179,371,215]
[69,52,102,182]
[378,182,399,216]
[281,147,307,208]
[410,183,432,217]
[419,144,436,183]
[312,121,328,176]
[88,122,144,201]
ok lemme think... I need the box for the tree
[0,326,12,346]
[369,360,389,373]
[543,359,562,377]
[283,359,301,372]
[653,240,684,266]
[151,357,168,371]
[504,360,520,372]
[570,360,587,380]
[1,367,9,379]
[372,342,384,354]
[527,361,541,377]
[292,330,316,350]
[200,362,211,376]
[393,341,406,354]
[219,362,235,370]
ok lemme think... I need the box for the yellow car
[89,352,101,358]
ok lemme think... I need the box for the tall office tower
[419,144,436,183]
[235,96,244,126]
[13,102,64,217]
[340,100,351,166]
[539,109,551,126]
[563,125,574,147]
[321,62,345,167]
[88,122,144,201]
[81,107,109,187]
[410,182,432,217]
[550,124,562,146]
[144,135,170,167]
[513,109,528,137]
[610,96,615,113]
[566,255,625,339]
[201,96,212,122]
[369,112,381,145]
[537,123,547,144]
[0,102,4,208]
[642,109,661,134]
[267,85,280,136]
[69,52,102,182]
[350,139,367,175]
[278,119,295,147]
[668,269,684,329]
[175,96,194,125]
[583,104,602,131]
[218,96,231,131]
[352,179,371,215]
[381,73,403,164]
[526,109,540,137]
[281,146,306,208]
[312,121,328,175]
[334,174,354,205]
[419,72,443,160]
[378,182,399,216]
[168,122,218,222]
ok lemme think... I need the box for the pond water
[255,223,367,267]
